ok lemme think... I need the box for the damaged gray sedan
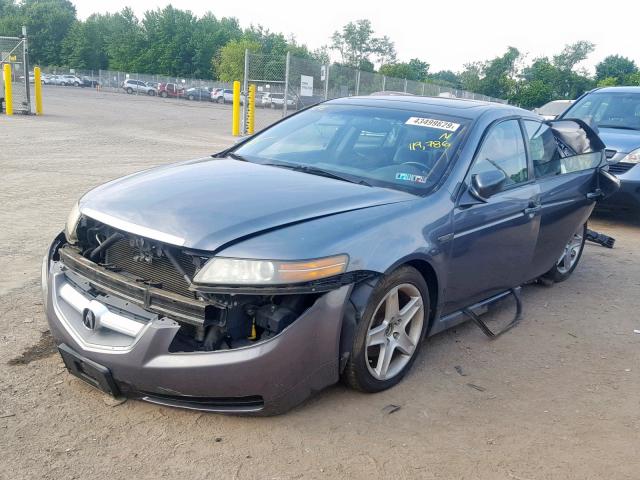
[43,96,618,414]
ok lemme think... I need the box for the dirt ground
[1,87,639,480]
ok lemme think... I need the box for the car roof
[326,95,526,120]
[591,86,640,94]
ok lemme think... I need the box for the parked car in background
[81,76,100,88]
[262,92,296,108]
[61,74,83,87]
[44,96,618,415]
[48,75,67,86]
[559,86,640,210]
[41,74,54,85]
[157,82,184,98]
[186,86,212,101]
[146,81,160,90]
[211,88,234,103]
[534,100,573,120]
[122,79,156,95]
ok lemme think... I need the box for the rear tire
[541,222,587,283]
[160,91,168,98]
[188,95,195,101]
[126,87,133,94]
[217,96,224,104]
[342,266,429,393]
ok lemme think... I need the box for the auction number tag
[405,117,460,132]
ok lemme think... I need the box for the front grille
[608,162,635,175]
[105,239,197,297]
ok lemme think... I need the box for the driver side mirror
[469,170,507,202]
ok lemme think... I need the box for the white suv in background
[121,79,157,96]
[211,88,235,103]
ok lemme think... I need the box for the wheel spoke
[375,341,395,378]
[384,287,400,320]
[395,331,416,355]
[367,323,387,347]
[563,250,572,270]
[398,296,422,329]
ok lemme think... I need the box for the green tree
[479,46,520,99]
[330,19,396,68]
[379,58,429,81]
[105,8,145,72]
[22,0,77,66]
[595,55,637,85]
[597,76,618,87]
[191,13,241,78]
[140,6,197,76]
[0,0,22,36]
[214,38,260,82]
[61,15,109,70]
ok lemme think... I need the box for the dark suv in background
[560,86,640,210]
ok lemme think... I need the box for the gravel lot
[1,87,639,480]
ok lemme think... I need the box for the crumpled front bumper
[43,243,352,415]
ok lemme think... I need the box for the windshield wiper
[261,162,372,186]
[598,124,640,131]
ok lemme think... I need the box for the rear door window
[523,121,562,178]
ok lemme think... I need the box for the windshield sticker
[396,172,428,184]
[405,117,460,131]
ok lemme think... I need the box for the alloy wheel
[365,283,424,381]
[556,225,584,274]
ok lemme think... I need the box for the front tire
[541,222,587,283]
[342,266,429,393]
[126,87,133,94]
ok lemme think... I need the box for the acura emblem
[82,308,97,330]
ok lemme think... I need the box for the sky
[74,0,639,74]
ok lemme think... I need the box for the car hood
[597,127,640,155]
[79,158,415,252]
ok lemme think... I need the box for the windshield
[233,104,469,194]
[562,92,640,130]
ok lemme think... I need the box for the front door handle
[523,203,542,215]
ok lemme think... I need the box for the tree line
[1,1,638,107]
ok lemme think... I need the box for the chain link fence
[37,66,232,102]
[244,51,507,134]
[1,35,30,114]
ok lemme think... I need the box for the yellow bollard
[34,66,43,115]
[232,80,240,136]
[3,63,13,116]
[247,84,256,135]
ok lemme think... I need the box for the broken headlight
[64,201,81,244]
[193,255,349,285]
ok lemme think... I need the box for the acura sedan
[43,96,617,414]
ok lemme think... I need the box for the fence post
[4,64,13,115]
[22,26,31,113]
[241,49,249,135]
[403,78,407,93]
[283,51,290,117]
[382,75,386,92]
[34,66,42,115]
[355,70,360,96]
[232,80,241,136]
[324,64,330,100]
[421,83,425,96]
